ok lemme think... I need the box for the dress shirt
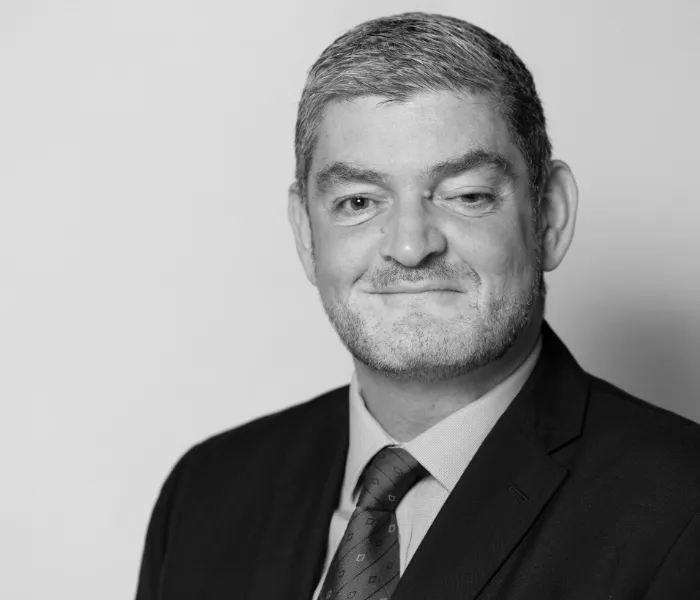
[313,336,542,600]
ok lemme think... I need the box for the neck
[354,315,543,442]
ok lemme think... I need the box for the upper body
[136,12,700,599]
[135,324,700,600]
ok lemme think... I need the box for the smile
[380,290,458,296]
[369,283,461,294]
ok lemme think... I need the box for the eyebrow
[315,162,390,194]
[314,149,515,195]
[425,149,516,182]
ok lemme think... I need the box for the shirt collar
[342,335,542,501]
[343,370,398,504]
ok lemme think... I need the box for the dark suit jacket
[136,323,700,599]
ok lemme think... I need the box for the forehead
[310,91,522,184]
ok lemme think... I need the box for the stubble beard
[318,263,544,384]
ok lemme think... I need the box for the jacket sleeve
[134,450,192,600]
[644,506,700,598]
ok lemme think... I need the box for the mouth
[370,285,461,295]
[379,290,459,297]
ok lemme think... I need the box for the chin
[361,323,521,382]
[325,306,532,383]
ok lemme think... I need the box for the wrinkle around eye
[433,191,501,216]
[331,195,386,223]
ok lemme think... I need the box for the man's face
[299,91,542,383]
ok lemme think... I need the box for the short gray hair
[294,12,552,209]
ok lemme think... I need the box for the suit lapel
[246,388,350,600]
[394,323,589,600]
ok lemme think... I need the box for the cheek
[313,226,373,297]
[461,214,536,292]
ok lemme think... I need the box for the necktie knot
[357,446,427,511]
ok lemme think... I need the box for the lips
[372,283,459,294]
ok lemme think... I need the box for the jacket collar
[394,321,589,600]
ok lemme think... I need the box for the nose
[378,196,447,267]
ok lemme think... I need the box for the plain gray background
[3,0,699,598]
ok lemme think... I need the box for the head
[288,12,577,383]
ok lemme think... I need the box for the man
[136,12,700,600]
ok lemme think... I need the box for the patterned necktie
[319,446,427,600]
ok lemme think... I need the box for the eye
[454,193,494,205]
[334,195,379,217]
[434,191,498,214]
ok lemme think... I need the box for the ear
[287,181,318,286]
[539,159,579,272]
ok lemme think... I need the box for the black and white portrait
[6,2,700,599]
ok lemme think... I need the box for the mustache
[366,261,481,288]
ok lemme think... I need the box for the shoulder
[586,374,700,454]
[579,373,700,505]
[176,383,349,477]
[185,385,348,472]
